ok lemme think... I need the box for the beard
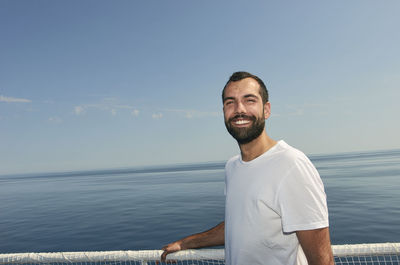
[224,114,265,145]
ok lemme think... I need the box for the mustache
[228,114,256,123]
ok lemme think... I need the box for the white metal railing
[1,243,399,265]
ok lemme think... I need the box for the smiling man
[161,72,334,265]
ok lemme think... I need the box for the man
[161,71,334,265]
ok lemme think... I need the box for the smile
[234,119,251,125]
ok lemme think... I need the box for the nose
[235,101,246,114]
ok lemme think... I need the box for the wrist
[177,239,187,250]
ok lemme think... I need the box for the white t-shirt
[224,140,329,265]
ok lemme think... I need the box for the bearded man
[161,71,334,265]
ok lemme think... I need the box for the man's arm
[296,227,334,265]
[160,221,225,262]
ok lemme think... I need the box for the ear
[264,102,271,119]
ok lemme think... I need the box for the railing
[1,243,399,265]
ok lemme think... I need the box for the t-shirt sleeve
[277,157,329,233]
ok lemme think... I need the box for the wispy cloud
[0,95,31,103]
[72,97,221,121]
[48,116,63,124]
[74,106,86,115]
[286,105,305,116]
[131,109,140,117]
[164,108,221,119]
[73,101,139,117]
[152,113,163,119]
[272,102,332,117]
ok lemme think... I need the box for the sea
[1,149,399,254]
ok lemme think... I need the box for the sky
[1,0,399,175]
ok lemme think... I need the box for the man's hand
[160,222,224,263]
[161,241,183,262]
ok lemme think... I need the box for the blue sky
[1,0,399,175]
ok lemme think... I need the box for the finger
[161,253,178,263]
[161,251,168,262]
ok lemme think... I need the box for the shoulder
[274,141,312,166]
[275,141,320,181]
[225,155,240,170]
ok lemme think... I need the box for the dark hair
[222,71,269,104]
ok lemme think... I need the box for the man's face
[223,78,270,144]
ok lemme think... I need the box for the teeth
[235,120,250,125]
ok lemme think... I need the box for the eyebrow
[223,94,259,103]
[223,96,235,103]
[243,94,259,99]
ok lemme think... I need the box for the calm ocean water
[1,149,399,253]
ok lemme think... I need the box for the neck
[239,131,277,162]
